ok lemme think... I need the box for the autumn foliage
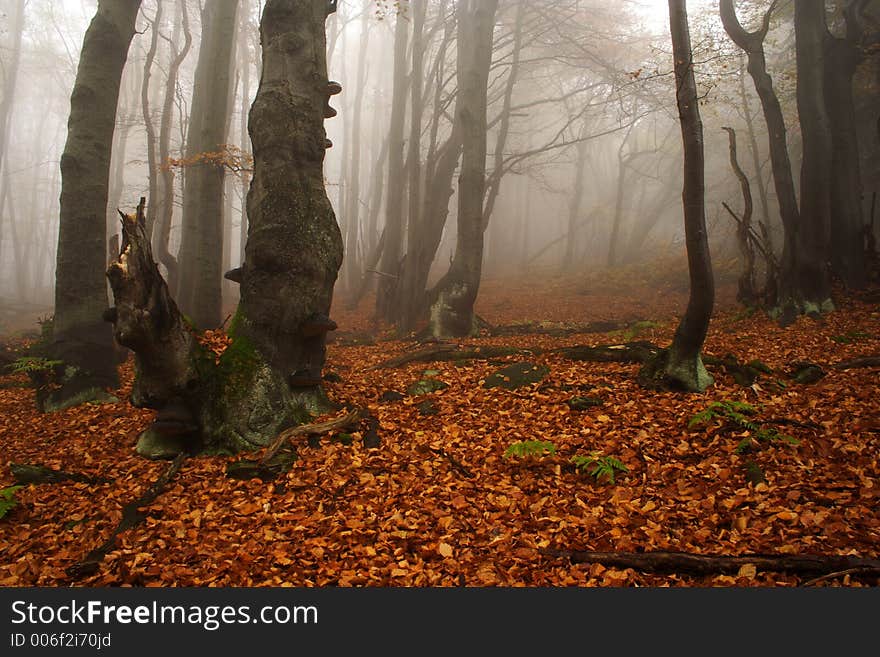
[1,264,878,587]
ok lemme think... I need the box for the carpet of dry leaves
[1,260,878,588]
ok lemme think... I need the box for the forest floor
[1,258,878,587]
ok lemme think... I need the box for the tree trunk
[375,8,409,323]
[563,140,588,272]
[47,0,143,412]
[177,0,240,329]
[429,0,498,338]
[0,0,24,179]
[651,0,714,393]
[140,0,163,240]
[722,126,758,305]
[108,0,343,457]
[156,0,192,294]
[341,0,372,295]
[794,1,833,311]
[824,6,867,290]
[720,0,800,313]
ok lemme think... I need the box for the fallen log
[66,452,187,580]
[539,548,880,580]
[834,355,880,370]
[11,463,111,486]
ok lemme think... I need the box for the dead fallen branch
[11,463,111,486]
[834,355,880,370]
[261,408,363,464]
[370,344,533,369]
[66,452,187,580]
[539,548,880,580]
[430,447,475,479]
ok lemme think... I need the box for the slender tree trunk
[429,0,498,338]
[238,0,252,266]
[0,0,24,179]
[177,0,240,329]
[141,0,163,240]
[794,1,833,310]
[650,0,714,393]
[737,56,771,234]
[722,126,758,305]
[46,0,143,412]
[156,0,192,294]
[375,8,409,322]
[563,140,588,271]
[720,0,800,313]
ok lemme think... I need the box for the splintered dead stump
[539,548,880,583]
[66,452,187,580]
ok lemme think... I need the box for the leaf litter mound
[1,262,878,587]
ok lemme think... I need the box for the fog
[0,0,877,333]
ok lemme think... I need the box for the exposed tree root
[371,343,534,369]
[539,547,880,581]
[260,408,364,464]
[66,452,187,580]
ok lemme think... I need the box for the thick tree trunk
[824,8,867,290]
[794,1,833,311]
[651,0,714,393]
[47,0,143,412]
[108,0,343,457]
[428,0,498,339]
[177,0,239,329]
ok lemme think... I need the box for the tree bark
[107,0,343,457]
[722,126,758,305]
[48,0,143,412]
[155,0,193,294]
[429,0,498,338]
[653,0,714,393]
[795,1,833,310]
[720,0,800,313]
[140,0,163,240]
[824,2,868,289]
[375,8,409,323]
[177,0,240,329]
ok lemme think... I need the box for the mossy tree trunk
[652,0,714,393]
[107,0,343,458]
[47,0,143,412]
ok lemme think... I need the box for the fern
[571,452,628,484]
[8,357,63,374]
[690,400,799,452]
[0,485,23,520]
[503,440,556,459]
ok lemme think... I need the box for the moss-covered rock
[483,362,550,390]
[407,378,450,396]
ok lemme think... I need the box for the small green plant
[689,400,799,453]
[0,485,24,520]
[616,320,662,342]
[503,440,556,459]
[8,356,63,375]
[570,452,628,484]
